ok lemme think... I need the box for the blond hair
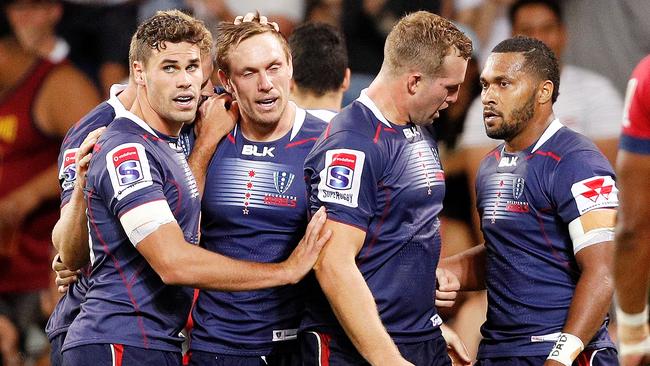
[215,14,289,76]
[129,9,213,66]
[383,11,472,76]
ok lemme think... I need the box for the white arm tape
[547,333,584,366]
[619,335,650,356]
[617,305,649,327]
[568,217,614,254]
[119,200,176,246]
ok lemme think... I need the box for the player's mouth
[256,96,279,111]
[173,94,196,110]
[483,109,502,125]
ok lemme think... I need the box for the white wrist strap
[547,333,584,366]
[616,305,649,327]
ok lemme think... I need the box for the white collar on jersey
[107,83,129,118]
[531,118,563,153]
[119,109,159,137]
[232,101,306,141]
[357,89,392,128]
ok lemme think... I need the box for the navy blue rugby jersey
[47,85,128,341]
[302,91,446,343]
[476,119,618,358]
[189,106,327,356]
[63,111,201,353]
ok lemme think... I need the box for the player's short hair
[508,0,563,25]
[492,36,561,103]
[129,9,212,67]
[289,22,348,96]
[383,11,472,77]
[215,14,290,77]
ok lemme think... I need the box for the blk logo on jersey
[499,155,519,168]
[319,149,365,208]
[403,126,421,141]
[59,148,78,191]
[106,143,153,201]
[571,175,619,215]
[242,144,275,157]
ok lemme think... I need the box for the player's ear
[133,61,145,86]
[407,73,422,95]
[538,80,553,104]
[217,69,233,94]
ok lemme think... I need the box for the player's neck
[365,74,409,125]
[505,112,555,152]
[240,101,296,142]
[291,87,342,112]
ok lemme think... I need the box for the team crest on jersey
[512,177,525,199]
[273,171,295,194]
[570,175,619,215]
[319,149,365,208]
[106,143,153,201]
[59,148,79,191]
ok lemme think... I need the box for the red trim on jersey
[87,191,150,348]
[112,344,124,366]
[323,122,333,139]
[183,289,200,366]
[533,150,561,161]
[534,208,571,270]
[227,133,235,144]
[383,127,397,133]
[358,181,391,265]
[319,332,332,366]
[373,124,382,143]
[285,137,318,149]
[168,179,183,215]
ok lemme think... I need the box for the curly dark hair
[492,36,561,103]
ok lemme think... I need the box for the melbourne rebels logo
[273,171,295,194]
[512,177,525,199]
[113,146,143,185]
[326,153,356,190]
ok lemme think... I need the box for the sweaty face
[512,4,566,60]
[142,42,203,126]
[480,52,537,141]
[408,53,468,126]
[224,32,292,128]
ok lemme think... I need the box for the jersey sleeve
[58,143,79,207]
[551,150,619,224]
[92,139,169,223]
[304,130,383,230]
[620,55,650,154]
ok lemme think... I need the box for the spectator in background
[0,4,100,364]
[289,22,350,122]
[458,0,623,240]
[57,0,138,97]
[5,0,70,63]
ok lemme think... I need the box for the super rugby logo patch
[59,148,78,191]
[106,143,153,201]
[318,149,365,208]
[570,175,618,215]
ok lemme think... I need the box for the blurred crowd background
[1,0,649,365]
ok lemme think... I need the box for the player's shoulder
[327,101,382,139]
[62,101,116,150]
[293,106,328,138]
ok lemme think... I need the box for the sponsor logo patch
[318,149,365,208]
[59,148,79,191]
[106,143,153,201]
[570,175,618,215]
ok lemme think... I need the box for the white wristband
[616,305,649,327]
[547,333,584,366]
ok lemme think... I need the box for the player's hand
[234,12,280,32]
[441,324,472,365]
[196,93,238,143]
[436,268,460,308]
[282,207,332,284]
[52,254,79,293]
[75,126,106,190]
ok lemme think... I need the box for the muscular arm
[440,243,487,291]
[614,150,650,314]
[555,209,616,358]
[593,138,619,167]
[52,189,89,270]
[136,207,330,291]
[313,219,412,366]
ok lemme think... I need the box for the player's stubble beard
[486,91,535,141]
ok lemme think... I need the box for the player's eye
[163,65,175,73]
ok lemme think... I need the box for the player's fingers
[78,153,93,168]
[233,15,243,24]
[305,207,327,245]
[259,15,268,25]
[243,12,255,23]
[57,285,69,294]
[56,273,77,287]
[269,22,280,32]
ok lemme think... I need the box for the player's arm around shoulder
[313,220,412,366]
